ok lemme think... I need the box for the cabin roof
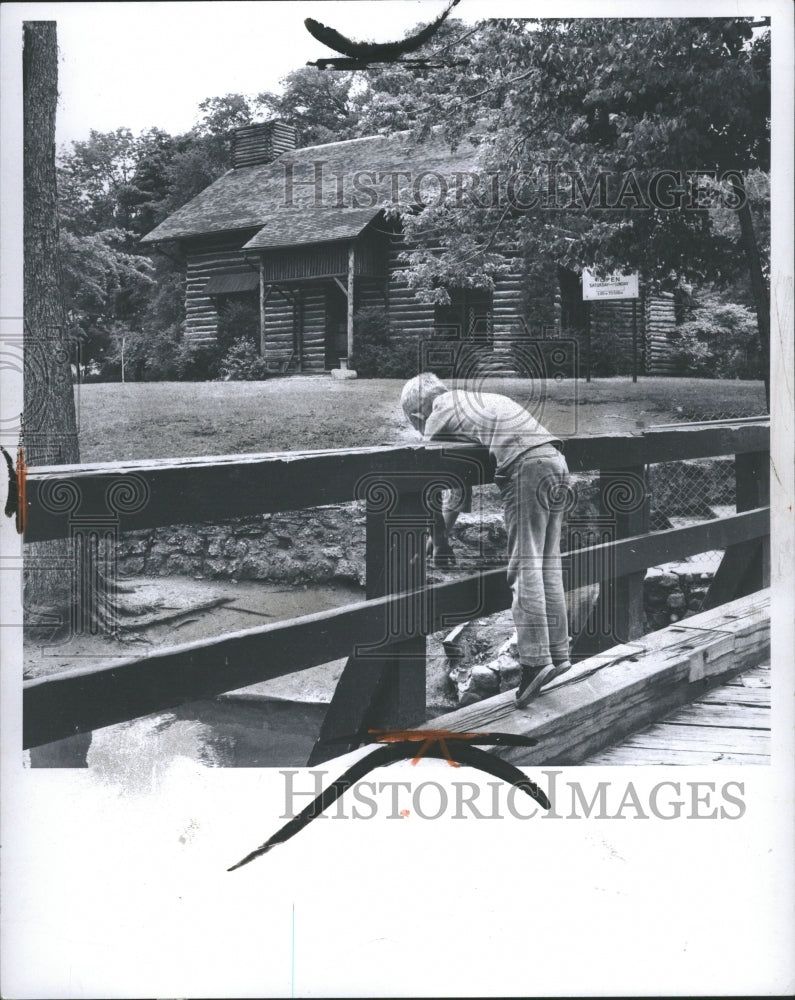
[140,128,483,247]
[242,207,383,250]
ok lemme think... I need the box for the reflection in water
[27,698,328,776]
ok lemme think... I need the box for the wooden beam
[23,445,490,542]
[347,244,355,360]
[332,276,347,297]
[22,425,769,542]
[308,484,430,764]
[23,513,769,748]
[576,464,650,657]
[421,590,770,767]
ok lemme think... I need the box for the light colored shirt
[424,390,560,515]
[424,390,559,473]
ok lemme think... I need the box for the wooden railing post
[364,486,428,727]
[703,449,770,609]
[736,450,771,587]
[573,464,649,656]
[307,474,431,764]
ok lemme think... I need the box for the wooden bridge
[22,420,770,766]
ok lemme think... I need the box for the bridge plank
[661,704,770,729]
[697,687,770,707]
[584,746,769,765]
[421,591,770,767]
[620,724,770,754]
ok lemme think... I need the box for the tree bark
[23,21,79,467]
[23,22,160,643]
[23,22,80,628]
[731,174,770,410]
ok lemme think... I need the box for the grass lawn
[76,376,767,463]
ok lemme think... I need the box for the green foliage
[217,339,270,381]
[257,68,359,145]
[669,289,761,379]
[175,341,225,382]
[350,307,420,379]
[86,323,181,382]
[364,18,769,298]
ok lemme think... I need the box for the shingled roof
[243,207,382,250]
[140,128,484,249]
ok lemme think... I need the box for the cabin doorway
[325,284,348,369]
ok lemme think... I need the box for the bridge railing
[22,421,769,757]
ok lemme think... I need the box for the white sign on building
[582,268,640,300]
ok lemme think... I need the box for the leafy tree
[670,287,761,379]
[358,17,770,397]
[257,67,360,145]
[57,127,140,233]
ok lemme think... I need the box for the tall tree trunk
[23,23,159,648]
[23,21,80,629]
[23,22,79,467]
[731,174,770,410]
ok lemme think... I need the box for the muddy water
[25,578,363,770]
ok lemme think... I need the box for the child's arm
[429,480,472,565]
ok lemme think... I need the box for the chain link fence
[643,401,768,622]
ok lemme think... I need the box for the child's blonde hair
[400,373,449,429]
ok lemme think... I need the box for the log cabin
[140,121,678,376]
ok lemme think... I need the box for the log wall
[386,235,435,344]
[183,232,259,345]
[645,293,678,375]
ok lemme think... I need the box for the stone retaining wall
[118,506,368,586]
[117,466,722,625]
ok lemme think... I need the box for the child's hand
[427,534,456,568]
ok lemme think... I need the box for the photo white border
[1,2,793,996]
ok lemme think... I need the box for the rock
[470,662,500,693]
[166,554,201,575]
[496,652,521,692]
[447,646,502,706]
[448,664,473,703]
[120,557,144,574]
[645,610,670,632]
[666,592,687,610]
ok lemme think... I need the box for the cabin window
[434,287,493,343]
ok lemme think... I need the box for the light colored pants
[495,445,571,668]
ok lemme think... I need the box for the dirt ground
[23,577,362,684]
[76,376,767,462]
